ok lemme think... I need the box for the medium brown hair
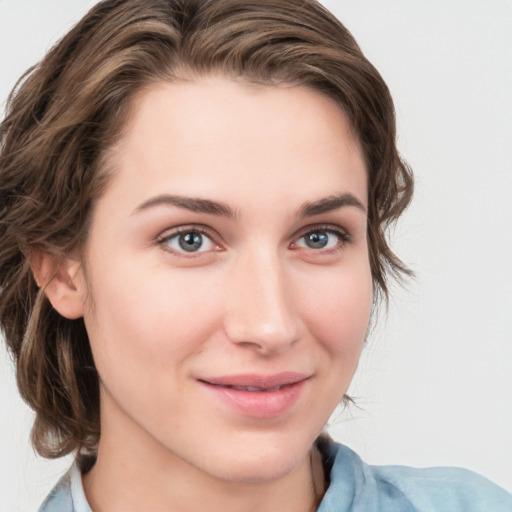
[0,0,413,458]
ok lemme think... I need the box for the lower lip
[200,380,307,418]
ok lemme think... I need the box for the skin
[47,77,372,511]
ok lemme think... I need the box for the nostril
[224,316,299,355]
[223,256,299,352]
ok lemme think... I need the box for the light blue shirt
[39,440,512,512]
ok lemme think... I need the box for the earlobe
[31,250,85,319]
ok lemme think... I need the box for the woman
[0,0,510,510]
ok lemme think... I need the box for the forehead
[104,77,367,212]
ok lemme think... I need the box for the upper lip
[198,372,310,389]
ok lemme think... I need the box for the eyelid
[154,222,351,258]
[293,223,351,240]
[156,224,223,256]
[290,223,352,250]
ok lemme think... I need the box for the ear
[31,250,85,319]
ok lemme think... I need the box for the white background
[1,1,511,510]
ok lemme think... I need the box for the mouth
[208,384,292,392]
[197,372,310,418]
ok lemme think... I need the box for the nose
[223,248,300,355]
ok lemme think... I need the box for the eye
[294,227,349,251]
[158,228,216,254]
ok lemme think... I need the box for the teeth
[230,384,285,392]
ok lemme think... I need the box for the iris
[304,231,329,249]
[179,232,203,252]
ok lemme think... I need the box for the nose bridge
[224,245,299,353]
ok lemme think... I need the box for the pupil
[179,232,203,252]
[306,231,328,249]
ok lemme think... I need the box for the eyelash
[156,224,351,257]
[292,224,352,253]
[156,226,219,257]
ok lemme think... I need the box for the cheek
[82,260,223,382]
[296,259,373,356]
[81,266,226,431]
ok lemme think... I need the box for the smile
[198,373,310,418]
[219,384,289,392]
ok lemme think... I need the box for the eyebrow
[134,194,238,218]
[298,193,366,218]
[134,192,366,219]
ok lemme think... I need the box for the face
[78,77,372,483]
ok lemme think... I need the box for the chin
[210,457,303,484]
[195,433,314,484]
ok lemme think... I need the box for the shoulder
[38,457,93,512]
[38,471,73,512]
[374,462,512,512]
[318,439,512,512]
